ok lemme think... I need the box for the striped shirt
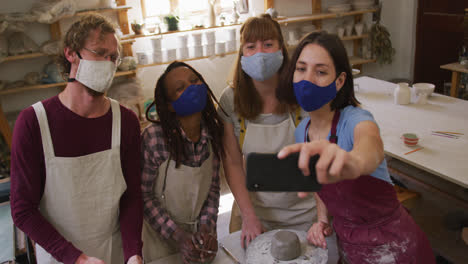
[141,121,220,239]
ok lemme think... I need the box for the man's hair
[57,13,117,77]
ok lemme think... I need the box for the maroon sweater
[10,96,143,264]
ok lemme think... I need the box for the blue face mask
[240,50,283,81]
[171,83,208,116]
[293,79,337,112]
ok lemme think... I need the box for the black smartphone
[246,152,322,192]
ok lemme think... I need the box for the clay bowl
[401,133,419,147]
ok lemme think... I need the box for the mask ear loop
[67,51,83,82]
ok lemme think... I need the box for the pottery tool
[220,243,240,264]
[433,131,464,135]
[404,147,424,155]
[431,132,459,139]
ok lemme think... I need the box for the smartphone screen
[246,152,322,192]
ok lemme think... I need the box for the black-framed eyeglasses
[82,47,122,66]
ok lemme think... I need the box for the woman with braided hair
[141,61,225,264]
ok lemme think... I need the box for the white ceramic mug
[178,47,189,60]
[177,34,188,48]
[192,45,203,58]
[204,31,216,45]
[204,44,215,56]
[216,42,226,55]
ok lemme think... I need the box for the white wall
[362,0,418,82]
[0,0,418,117]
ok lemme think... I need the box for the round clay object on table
[270,230,301,260]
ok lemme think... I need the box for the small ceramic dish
[401,133,419,147]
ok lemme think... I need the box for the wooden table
[355,77,468,263]
[355,76,468,188]
[440,62,468,98]
[148,231,339,264]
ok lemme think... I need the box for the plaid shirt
[141,122,220,240]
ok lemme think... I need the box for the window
[141,0,247,28]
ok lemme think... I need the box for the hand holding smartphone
[246,152,321,192]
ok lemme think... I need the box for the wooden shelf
[59,6,132,20]
[0,70,136,96]
[2,53,48,63]
[0,177,10,184]
[341,34,369,41]
[349,56,376,66]
[137,51,238,69]
[121,24,241,41]
[277,8,377,25]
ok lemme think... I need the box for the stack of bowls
[401,133,419,147]
[352,0,375,10]
[191,32,203,58]
[204,31,216,56]
[177,35,189,60]
[327,3,352,13]
[412,83,435,96]
[151,37,163,63]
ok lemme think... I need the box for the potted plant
[164,15,179,32]
[131,21,144,35]
[369,3,395,65]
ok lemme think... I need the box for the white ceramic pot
[216,42,226,55]
[177,34,188,49]
[337,27,345,39]
[137,51,149,65]
[345,24,354,36]
[151,37,162,51]
[354,23,364,36]
[204,44,215,56]
[152,51,163,63]
[204,31,216,45]
[192,45,203,58]
[191,33,203,46]
[178,47,189,60]
[225,28,236,41]
[226,40,237,52]
[164,48,177,62]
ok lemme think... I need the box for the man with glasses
[10,14,143,264]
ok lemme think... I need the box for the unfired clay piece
[270,231,301,260]
[246,229,327,264]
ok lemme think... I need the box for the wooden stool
[394,185,420,210]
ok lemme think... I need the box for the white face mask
[72,58,117,93]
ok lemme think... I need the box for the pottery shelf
[138,51,238,69]
[61,5,132,20]
[0,177,10,184]
[349,56,376,66]
[0,40,135,65]
[121,23,242,41]
[276,8,377,25]
[0,70,137,96]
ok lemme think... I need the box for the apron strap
[304,110,341,143]
[238,109,302,151]
[330,110,341,144]
[32,102,55,159]
[238,115,247,151]
[109,98,121,149]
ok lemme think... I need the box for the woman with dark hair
[141,61,224,263]
[218,14,317,248]
[277,31,435,263]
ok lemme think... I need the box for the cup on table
[401,133,419,147]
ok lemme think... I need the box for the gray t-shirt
[217,86,307,140]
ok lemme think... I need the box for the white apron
[142,143,214,262]
[32,99,127,264]
[243,115,316,231]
